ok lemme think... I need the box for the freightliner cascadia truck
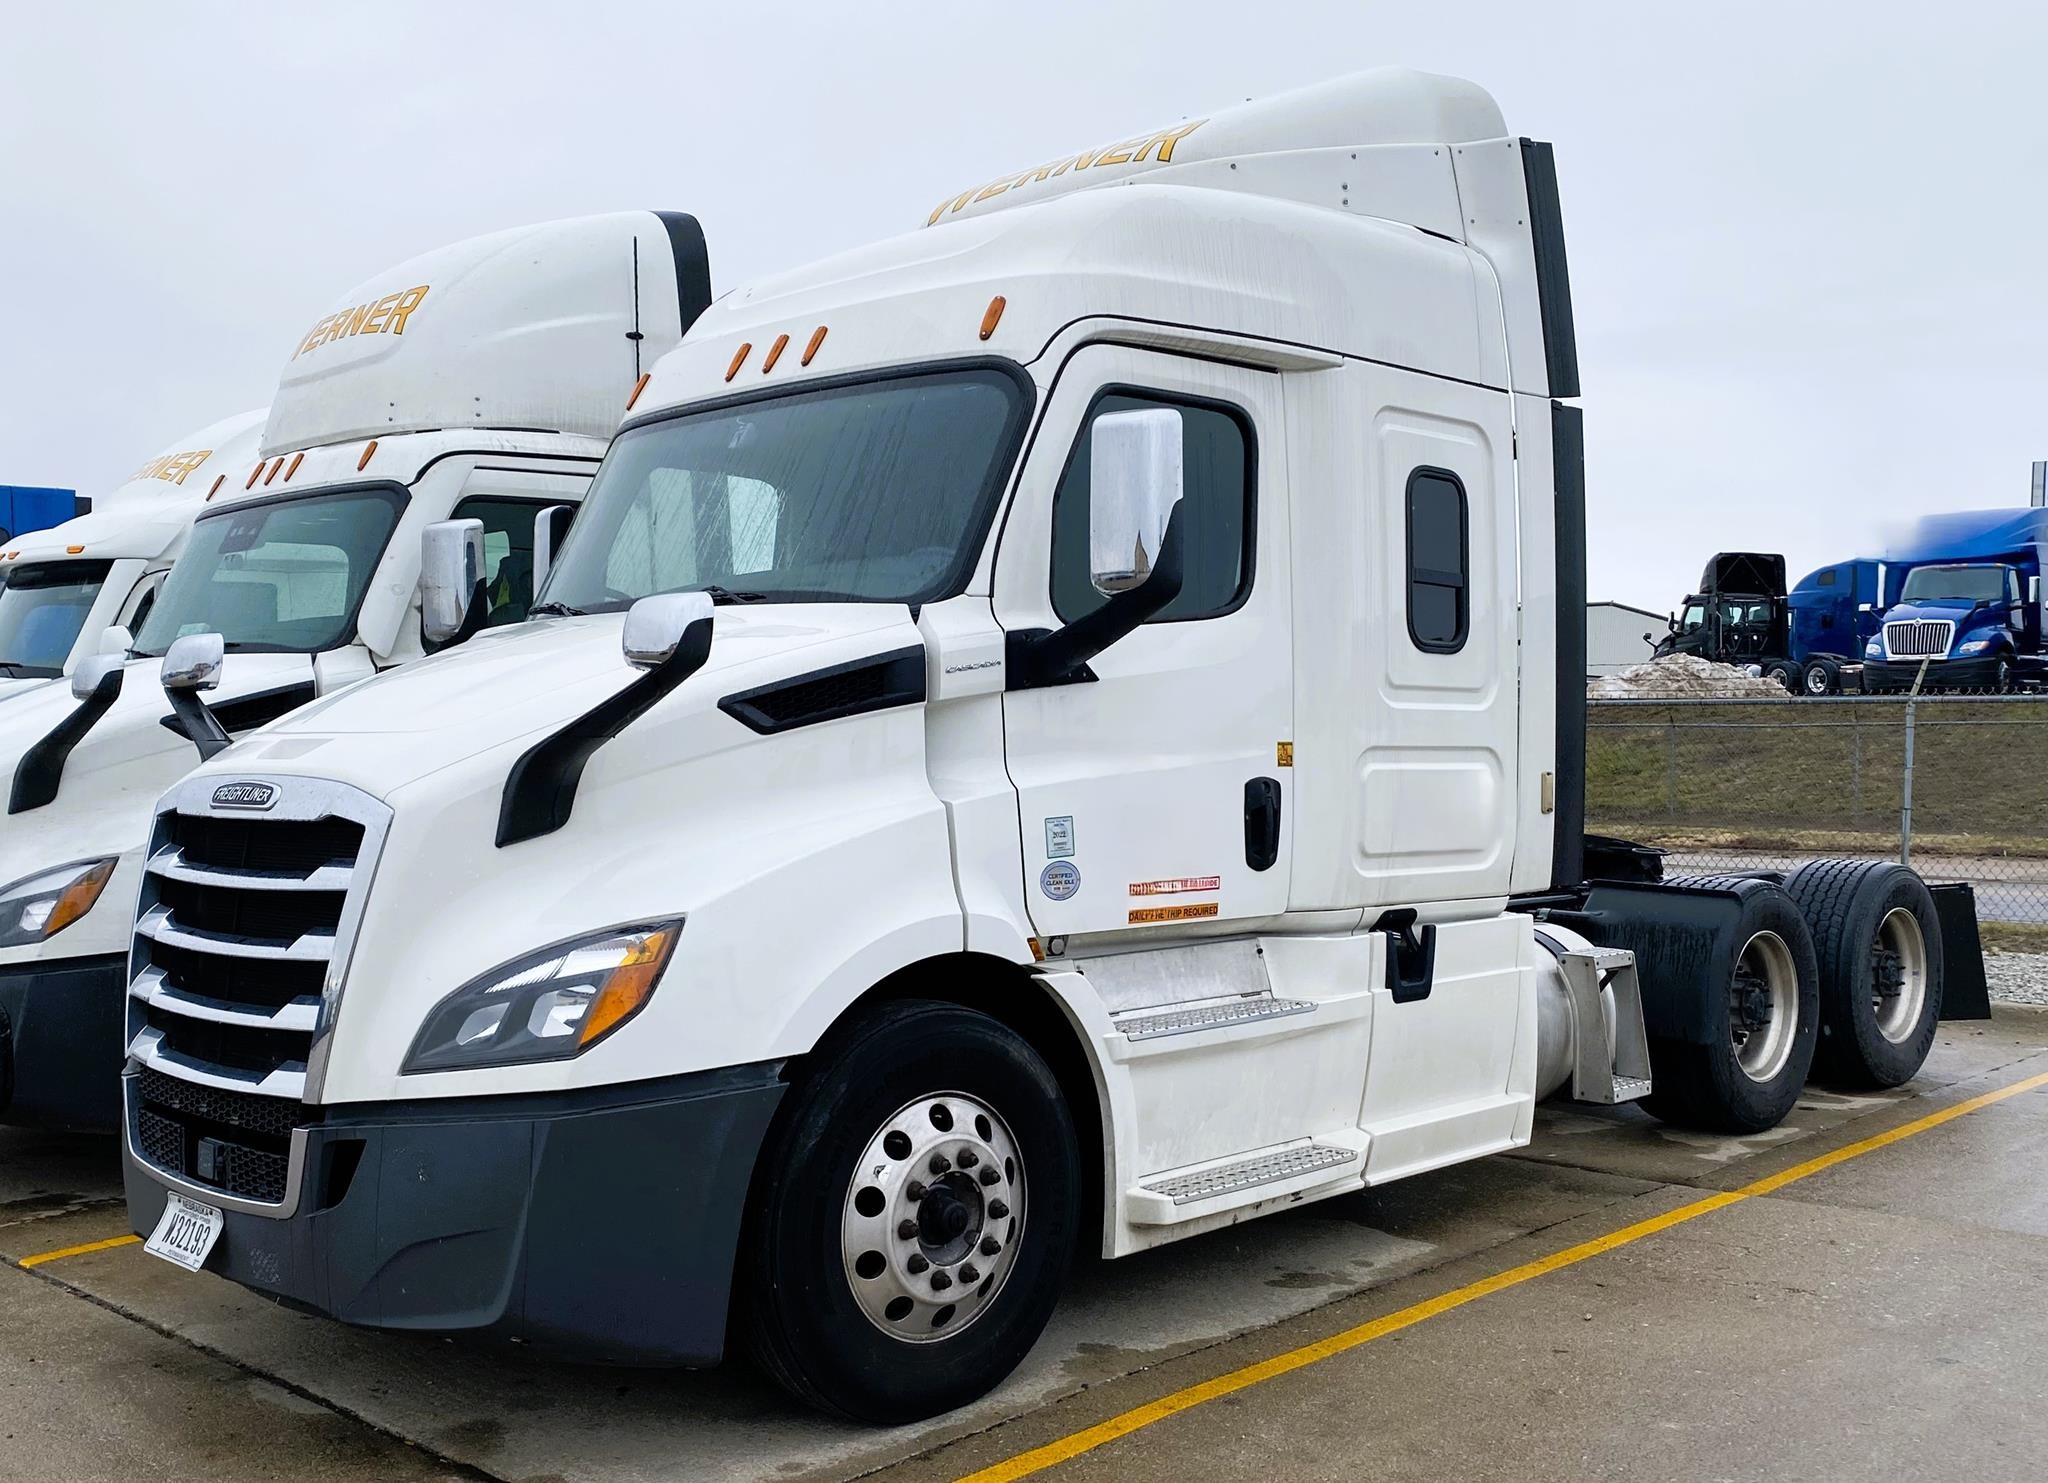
[0,212,709,1131]
[0,411,267,706]
[122,72,1947,1422]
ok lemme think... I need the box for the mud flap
[1929,883,1989,1021]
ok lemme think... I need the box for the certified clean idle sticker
[1039,860,1081,901]
[1044,816,1075,859]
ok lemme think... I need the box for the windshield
[135,487,406,657]
[1899,565,2007,604]
[0,560,112,677]
[539,366,1031,613]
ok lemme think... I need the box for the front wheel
[738,1000,1080,1423]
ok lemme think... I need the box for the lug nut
[897,1219,919,1240]
[928,1154,952,1175]
[959,1263,980,1283]
[988,1199,1010,1220]
[930,1270,953,1291]
[978,1166,1001,1187]
[907,1253,929,1274]
[957,1149,979,1169]
[906,1180,928,1202]
[980,1236,1001,1257]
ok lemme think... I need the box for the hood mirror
[70,652,124,702]
[532,505,576,592]
[420,519,486,646]
[98,624,133,656]
[623,590,715,670]
[161,632,224,693]
[1088,408,1184,595]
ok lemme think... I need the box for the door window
[1050,391,1252,624]
[451,496,555,626]
[1405,468,1468,652]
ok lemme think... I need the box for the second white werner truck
[124,72,1946,1421]
[0,211,710,1130]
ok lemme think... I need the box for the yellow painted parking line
[957,1066,2048,1483]
[17,1233,141,1269]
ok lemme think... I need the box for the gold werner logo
[128,449,213,486]
[927,119,1207,226]
[293,284,430,359]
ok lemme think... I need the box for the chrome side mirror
[71,652,123,701]
[98,624,133,656]
[1088,408,1183,594]
[532,505,575,592]
[420,519,486,645]
[622,590,715,671]
[160,632,224,693]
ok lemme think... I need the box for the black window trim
[1405,464,1470,655]
[1048,382,1259,627]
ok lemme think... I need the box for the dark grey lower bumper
[125,1063,785,1366]
[0,954,126,1131]
[1864,656,2005,690]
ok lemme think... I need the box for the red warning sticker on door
[1128,876,1221,897]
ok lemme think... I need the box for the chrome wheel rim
[1804,667,1828,695]
[841,1090,1024,1343]
[1872,906,1929,1044]
[1730,930,1797,1083]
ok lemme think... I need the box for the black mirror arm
[165,687,233,762]
[9,667,124,814]
[1009,508,1185,691]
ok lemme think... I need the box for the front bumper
[0,954,126,1131]
[124,1062,786,1366]
[1864,656,2005,690]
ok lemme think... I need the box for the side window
[1050,391,1252,623]
[451,496,552,627]
[1405,468,1468,653]
[1817,568,1837,587]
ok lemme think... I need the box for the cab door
[994,345,1291,940]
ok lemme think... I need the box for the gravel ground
[1983,951,2048,1005]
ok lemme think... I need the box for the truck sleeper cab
[0,212,709,1132]
[123,71,1947,1423]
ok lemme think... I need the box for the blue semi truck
[0,485,83,546]
[1655,508,2048,694]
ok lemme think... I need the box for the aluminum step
[1117,995,1315,1041]
[1140,1142,1357,1206]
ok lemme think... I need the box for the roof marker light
[207,475,226,500]
[245,462,264,489]
[762,333,789,373]
[726,342,753,382]
[802,325,828,366]
[284,452,304,481]
[626,373,651,410]
[263,456,284,485]
[979,295,1007,340]
[357,440,378,471]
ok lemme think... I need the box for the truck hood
[213,605,918,799]
[1885,599,1996,625]
[0,676,54,705]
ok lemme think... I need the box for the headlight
[0,859,118,949]
[1865,640,1884,658]
[1956,639,1991,654]
[402,920,681,1073]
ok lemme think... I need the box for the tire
[1763,661,1798,692]
[738,999,1080,1423]
[1993,655,2014,693]
[1642,875,1820,1133]
[1801,659,1839,697]
[1782,860,1943,1088]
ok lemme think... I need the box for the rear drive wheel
[1763,661,1799,692]
[1801,659,1840,696]
[739,1000,1079,1423]
[1645,876,1820,1132]
[1782,860,1943,1087]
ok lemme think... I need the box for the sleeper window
[1050,392,1252,623]
[1406,468,1468,653]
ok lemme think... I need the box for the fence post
[1901,659,1929,867]
[1665,717,1678,817]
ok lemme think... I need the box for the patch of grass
[1981,921,2048,954]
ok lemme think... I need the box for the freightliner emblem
[210,781,279,810]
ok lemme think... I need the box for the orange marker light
[263,456,284,485]
[979,295,1007,340]
[802,325,828,366]
[66,545,85,555]
[626,372,651,410]
[725,342,753,382]
[207,474,226,499]
[245,461,264,489]
[284,452,304,481]
[762,333,789,373]
[357,440,378,471]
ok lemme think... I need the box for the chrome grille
[126,775,389,1212]
[1883,619,1954,658]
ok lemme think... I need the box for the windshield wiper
[530,600,585,618]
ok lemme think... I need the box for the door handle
[1244,777,1281,872]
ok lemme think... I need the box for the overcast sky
[4,2,2044,615]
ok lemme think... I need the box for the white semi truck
[0,410,267,706]
[122,71,1946,1422]
[0,211,711,1130]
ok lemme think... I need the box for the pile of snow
[1588,654,1790,700]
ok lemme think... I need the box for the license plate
[144,1192,224,1272]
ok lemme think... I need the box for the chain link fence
[1587,693,2048,946]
